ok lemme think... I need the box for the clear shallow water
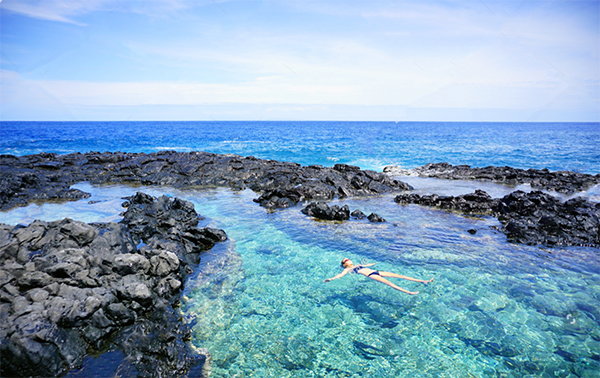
[1,121,599,173]
[1,181,599,378]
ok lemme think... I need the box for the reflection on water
[1,182,599,377]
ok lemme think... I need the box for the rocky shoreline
[1,192,226,377]
[1,151,599,377]
[385,162,600,248]
[384,162,600,195]
[0,151,411,212]
[394,190,600,247]
[1,151,599,248]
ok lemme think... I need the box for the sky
[0,0,598,121]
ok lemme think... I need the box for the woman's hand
[323,278,332,283]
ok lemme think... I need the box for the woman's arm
[324,269,350,282]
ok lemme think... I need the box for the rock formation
[0,192,226,377]
[0,152,412,211]
[384,163,600,195]
[395,190,600,247]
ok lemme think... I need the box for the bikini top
[352,265,368,274]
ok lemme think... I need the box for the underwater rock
[0,151,413,211]
[384,162,600,195]
[353,341,391,360]
[0,192,224,378]
[394,190,600,248]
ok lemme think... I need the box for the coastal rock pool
[1,180,598,378]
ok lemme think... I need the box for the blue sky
[1,0,598,121]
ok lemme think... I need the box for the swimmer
[323,258,433,295]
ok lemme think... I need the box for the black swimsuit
[352,265,381,277]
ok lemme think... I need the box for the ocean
[2,121,599,173]
[1,121,599,377]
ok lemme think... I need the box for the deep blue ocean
[2,121,599,173]
[1,121,599,377]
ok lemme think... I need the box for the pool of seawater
[1,181,599,378]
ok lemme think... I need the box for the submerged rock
[0,192,225,378]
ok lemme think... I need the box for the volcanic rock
[0,192,225,378]
[301,202,350,221]
[367,213,387,223]
[394,190,600,247]
[1,151,413,211]
[384,162,600,195]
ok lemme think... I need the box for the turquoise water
[1,181,599,377]
[1,121,599,173]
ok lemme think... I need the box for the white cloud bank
[1,0,598,121]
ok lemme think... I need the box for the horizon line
[1,120,599,123]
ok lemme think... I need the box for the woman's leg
[367,274,419,295]
[379,271,433,284]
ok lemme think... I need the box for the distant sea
[1,121,599,378]
[1,121,599,174]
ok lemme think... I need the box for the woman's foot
[421,278,433,284]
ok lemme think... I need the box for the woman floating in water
[323,258,433,295]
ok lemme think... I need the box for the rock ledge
[384,163,600,195]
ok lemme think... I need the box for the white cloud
[2,68,596,121]
[30,77,360,106]
[0,0,114,24]
[0,69,75,120]
[0,0,209,24]
[1,0,597,121]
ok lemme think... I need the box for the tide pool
[1,181,598,377]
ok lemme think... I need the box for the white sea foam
[154,146,193,152]
[575,183,600,203]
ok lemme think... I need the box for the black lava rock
[367,213,386,223]
[301,202,350,221]
[394,189,600,248]
[0,151,413,212]
[384,162,600,195]
[350,209,366,219]
[0,192,225,378]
